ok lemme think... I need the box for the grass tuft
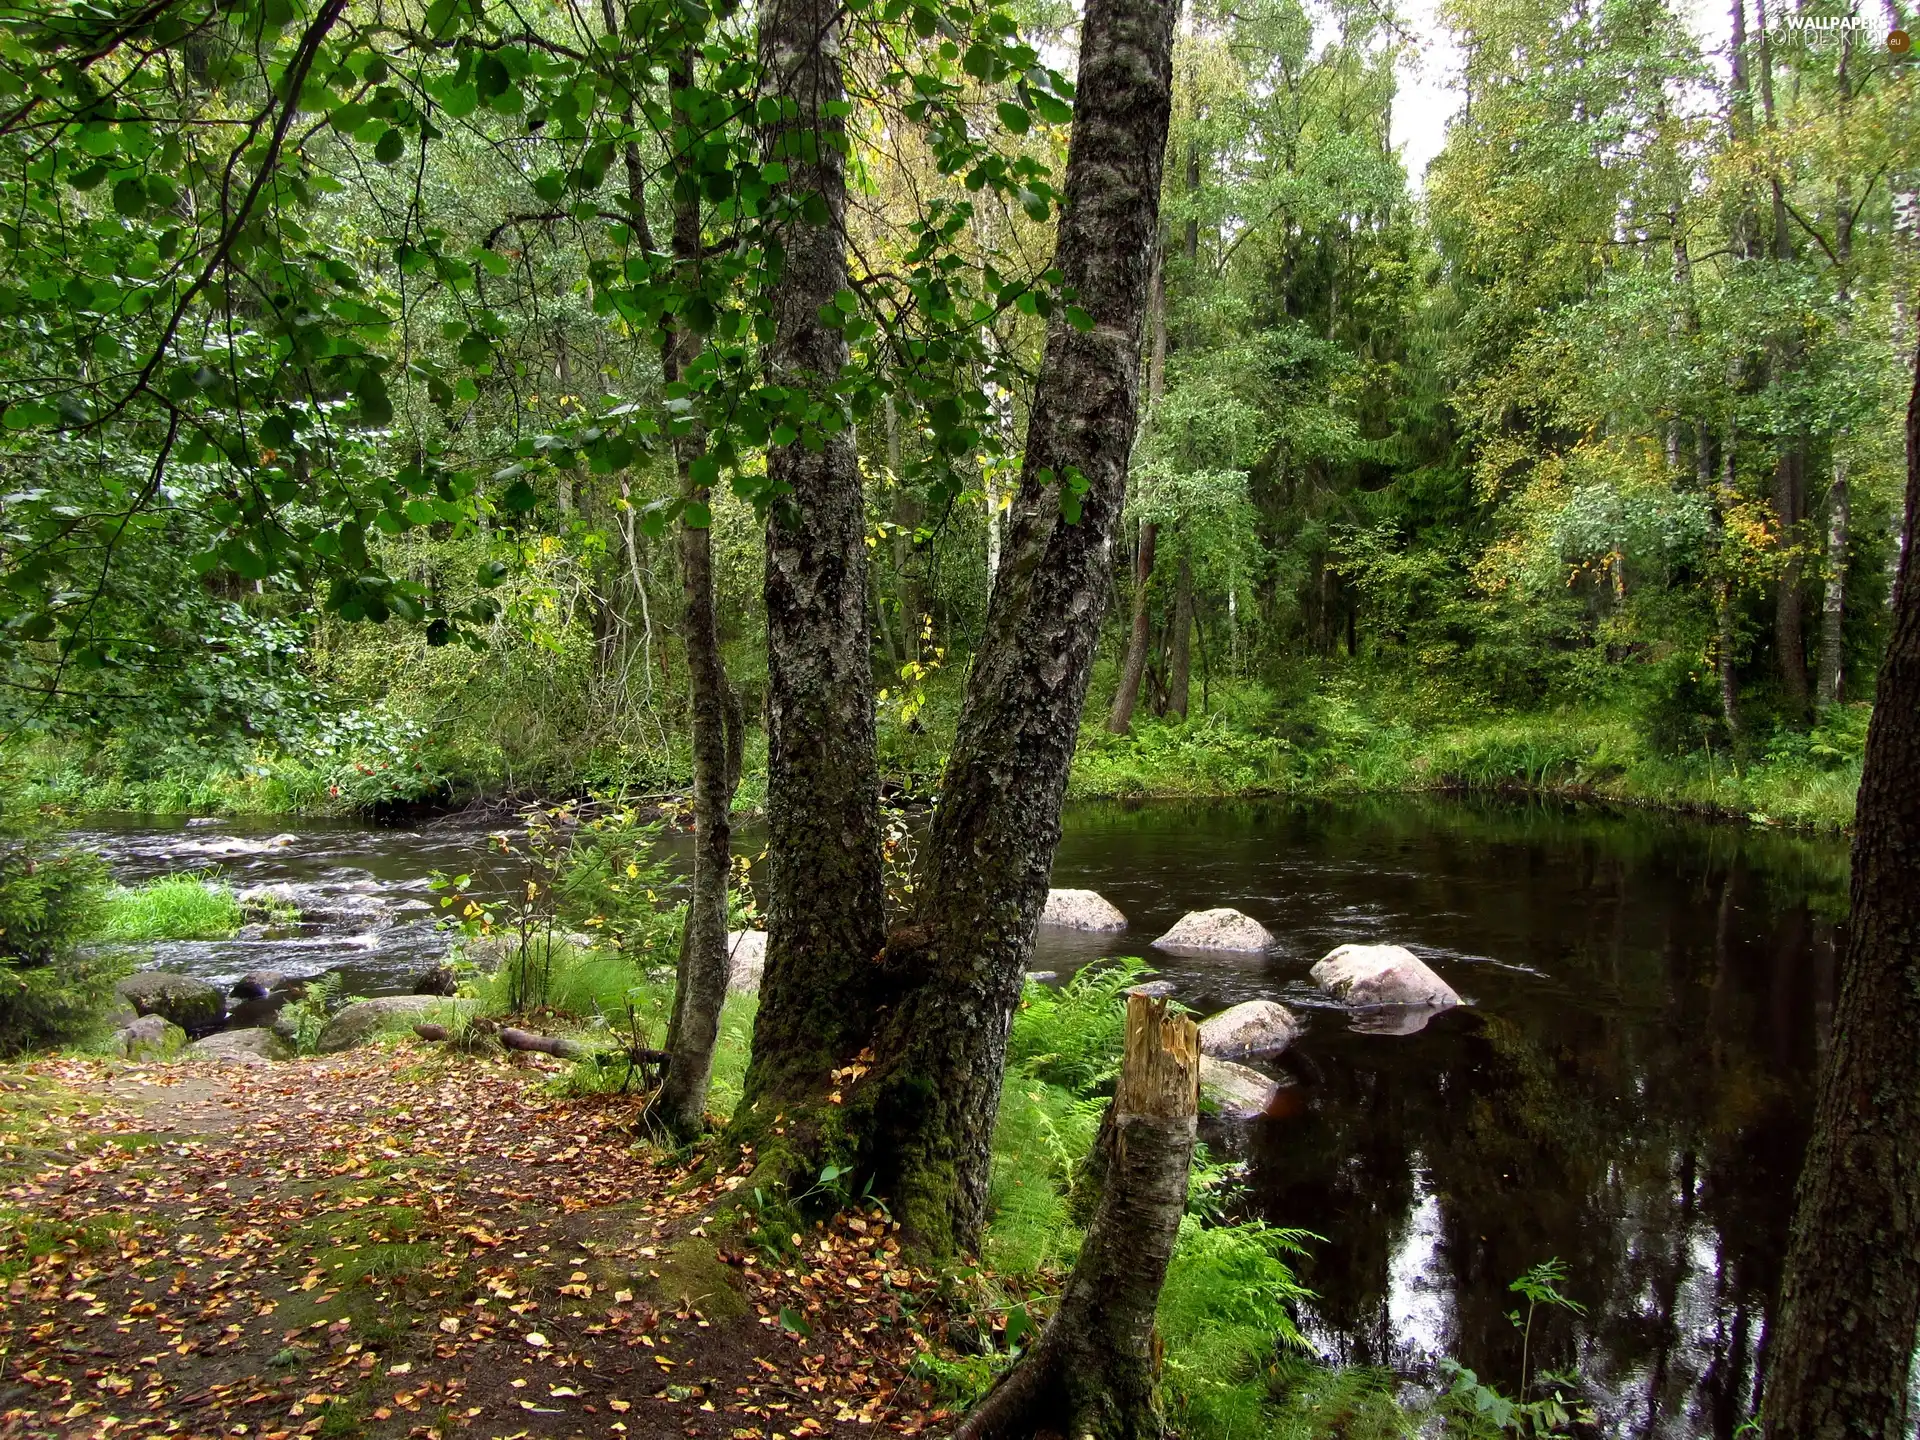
[96,873,243,942]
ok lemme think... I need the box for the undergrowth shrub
[0,834,120,1055]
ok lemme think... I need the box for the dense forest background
[2,0,1914,827]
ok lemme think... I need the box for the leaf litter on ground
[0,1051,967,1440]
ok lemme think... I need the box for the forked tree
[734,0,1178,1254]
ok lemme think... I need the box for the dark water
[74,796,1849,1435]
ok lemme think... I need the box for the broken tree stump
[956,993,1200,1440]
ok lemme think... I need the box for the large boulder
[316,996,479,1053]
[1152,908,1274,954]
[1198,1000,1301,1059]
[1199,1056,1281,1119]
[115,1014,186,1061]
[726,931,767,994]
[187,1027,292,1064]
[116,971,226,1036]
[1310,944,1461,1010]
[1039,889,1128,932]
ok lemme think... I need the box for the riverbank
[2,672,1869,833]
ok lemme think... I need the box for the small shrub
[282,973,349,1055]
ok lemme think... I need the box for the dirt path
[0,1052,953,1440]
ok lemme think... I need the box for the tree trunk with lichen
[842,0,1178,1253]
[1763,341,1920,1437]
[729,0,891,1161]
[955,996,1199,1440]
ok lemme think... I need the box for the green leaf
[683,500,711,528]
[1019,189,1049,223]
[777,1307,812,1338]
[996,101,1030,135]
[112,177,146,216]
[374,126,405,165]
[501,478,539,514]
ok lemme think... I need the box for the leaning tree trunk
[653,37,741,1137]
[1763,340,1920,1438]
[731,0,890,1154]
[956,996,1198,1440]
[843,0,1178,1252]
[1166,553,1193,721]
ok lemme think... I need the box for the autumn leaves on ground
[0,1051,959,1440]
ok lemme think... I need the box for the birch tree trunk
[1763,339,1920,1439]
[734,0,890,1147]
[955,996,1199,1440]
[845,0,1178,1251]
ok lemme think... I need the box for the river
[72,795,1848,1436]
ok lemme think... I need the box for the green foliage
[0,835,120,1055]
[282,973,349,1057]
[1002,956,1154,1093]
[96,873,242,942]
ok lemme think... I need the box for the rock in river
[115,1014,186,1061]
[1311,944,1461,1010]
[1152,908,1274,954]
[188,1027,293,1064]
[116,971,226,1036]
[1039,889,1128,932]
[727,931,767,994]
[316,996,479,1053]
[230,970,285,1000]
[1199,1056,1281,1119]
[1198,1000,1301,1059]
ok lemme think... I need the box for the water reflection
[69,795,1846,1435]
[1034,797,1844,1438]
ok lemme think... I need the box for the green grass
[95,873,243,942]
[1066,670,1867,832]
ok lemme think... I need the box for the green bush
[0,836,122,1056]
[96,873,243,942]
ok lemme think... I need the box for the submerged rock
[1310,944,1461,1010]
[1152,908,1275,954]
[1199,1056,1281,1119]
[1039,889,1128,932]
[727,931,767,994]
[1198,1000,1301,1059]
[316,996,479,1053]
[115,1014,186,1061]
[188,1027,292,1064]
[116,971,226,1036]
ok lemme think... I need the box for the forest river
[69,795,1847,1437]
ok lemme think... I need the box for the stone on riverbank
[1311,944,1461,1010]
[115,1014,186,1061]
[317,996,479,1053]
[116,971,226,1035]
[1199,1056,1281,1118]
[412,964,459,996]
[727,931,767,993]
[1152,908,1274,954]
[1039,889,1128,932]
[188,1027,293,1064]
[1198,1000,1301,1059]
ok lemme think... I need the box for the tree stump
[956,994,1199,1440]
